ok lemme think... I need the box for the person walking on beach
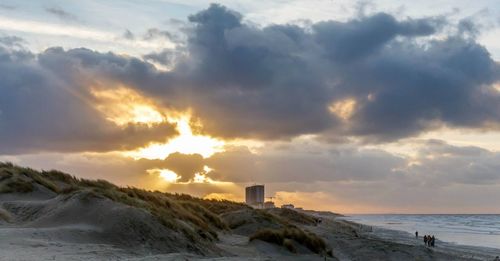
[415,231,418,238]
[493,256,499,261]
[423,235,428,245]
[431,236,435,247]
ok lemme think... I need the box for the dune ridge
[0,162,332,260]
[1,162,496,260]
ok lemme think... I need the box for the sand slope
[0,186,219,260]
[1,163,498,261]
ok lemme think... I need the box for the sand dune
[1,163,497,260]
[1,189,218,260]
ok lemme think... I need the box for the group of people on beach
[423,235,435,247]
[415,231,435,247]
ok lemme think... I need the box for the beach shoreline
[2,206,499,260]
[338,215,500,260]
[1,165,498,261]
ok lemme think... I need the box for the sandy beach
[331,216,500,261]
[2,202,498,260]
[1,165,499,261]
[2,0,500,259]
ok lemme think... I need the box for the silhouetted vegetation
[1,177,34,193]
[250,226,330,255]
[0,162,245,242]
[221,208,287,235]
[0,162,331,258]
[267,208,318,225]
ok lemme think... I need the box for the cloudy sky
[1,0,499,214]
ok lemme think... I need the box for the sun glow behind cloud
[148,164,228,184]
[329,98,357,120]
[90,85,242,187]
[92,86,164,126]
[126,114,225,159]
[147,168,180,183]
[494,83,500,92]
[91,85,226,160]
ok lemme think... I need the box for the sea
[342,214,500,250]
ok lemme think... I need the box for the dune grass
[267,208,318,225]
[0,162,332,257]
[0,163,61,193]
[250,226,330,255]
[222,207,290,232]
[0,176,34,193]
[0,162,247,242]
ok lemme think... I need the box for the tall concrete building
[245,185,264,208]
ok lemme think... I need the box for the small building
[245,185,264,208]
[264,201,275,209]
[281,204,294,209]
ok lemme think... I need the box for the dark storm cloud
[0,46,176,154]
[162,152,204,182]
[34,47,174,100]
[342,36,500,140]
[169,5,334,138]
[312,13,441,62]
[156,4,499,140]
[1,4,500,154]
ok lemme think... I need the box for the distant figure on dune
[415,231,418,238]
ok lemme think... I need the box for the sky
[0,0,499,214]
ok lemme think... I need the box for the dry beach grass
[0,162,496,260]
